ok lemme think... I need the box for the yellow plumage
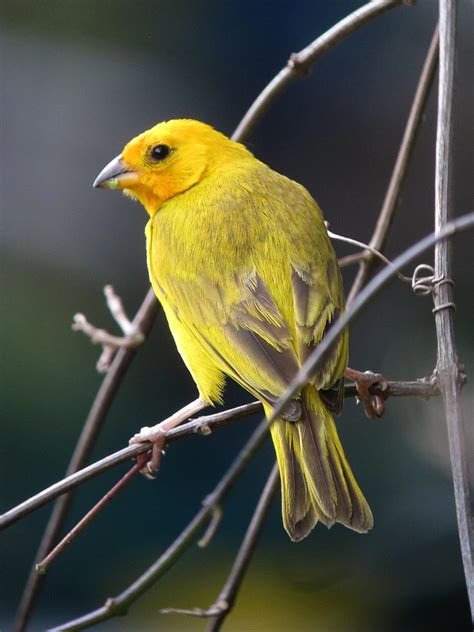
[95,119,373,540]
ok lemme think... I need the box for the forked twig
[433,0,474,620]
[72,285,145,373]
[205,464,279,632]
[161,464,280,632]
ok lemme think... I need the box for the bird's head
[93,119,251,215]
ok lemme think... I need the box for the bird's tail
[268,385,373,541]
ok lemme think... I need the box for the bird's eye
[150,144,171,161]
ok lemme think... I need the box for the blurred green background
[1,1,473,630]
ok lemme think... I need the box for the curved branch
[233,0,412,141]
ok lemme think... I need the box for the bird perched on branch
[94,119,373,541]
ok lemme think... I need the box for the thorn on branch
[287,52,311,76]
[198,503,223,548]
[457,364,467,388]
[72,285,145,373]
[104,596,128,617]
[192,418,213,436]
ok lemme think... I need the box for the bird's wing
[162,266,300,405]
[290,257,348,413]
[162,254,347,412]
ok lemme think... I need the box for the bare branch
[434,0,474,620]
[327,226,412,283]
[48,421,270,632]
[35,453,150,576]
[0,377,444,532]
[347,25,440,304]
[338,251,369,268]
[233,0,412,141]
[103,284,140,337]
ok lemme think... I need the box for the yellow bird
[94,119,373,541]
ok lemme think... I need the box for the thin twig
[48,421,270,632]
[12,288,158,632]
[160,464,280,631]
[233,0,411,141]
[35,453,150,576]
[347,25,440,304]
[338,251,369,268]
[327,227,412,283]
[72,286,146,373]
[0,378,442,531]
[434,1,474,621]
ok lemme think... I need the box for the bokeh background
[1,1,473,630]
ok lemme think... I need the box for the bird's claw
[346,368,387,419]
[129,426,167,477]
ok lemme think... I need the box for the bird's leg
[345,367,387,419]
[129,397,208,476]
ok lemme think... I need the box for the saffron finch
[94,119,373,541]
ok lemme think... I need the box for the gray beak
[93,154,139,190]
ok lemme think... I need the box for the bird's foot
[129,397,208,478]
[129,425,167,478]
[345,367,387,419]
[72,285,144,372]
